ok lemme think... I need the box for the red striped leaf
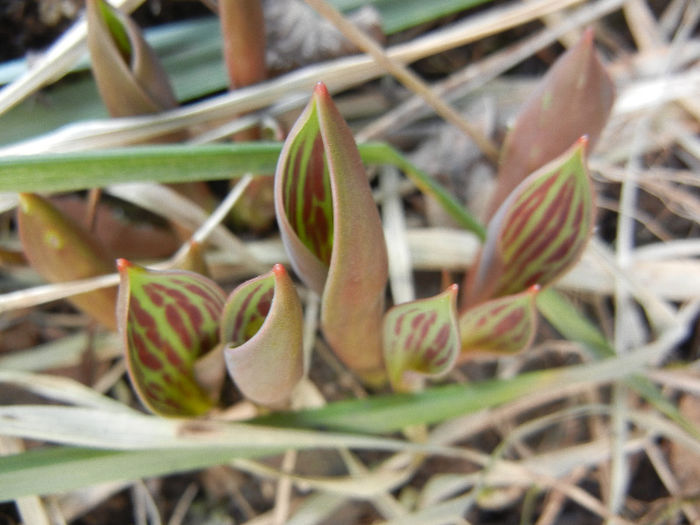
[459,285,539,356]
[117,260,225,416]
[275,82,388,383]
[464,138,594,307]
[383,285,459,392]
[220,264,303,406]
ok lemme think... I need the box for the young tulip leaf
[86,0,178,117]
[275,83,389,383]
[220,264,304,406]
[275,87,333,295]
[17,193,117,330]
[459,285,539,356]
[486,28,614,218]
[117,260,225,416]
[383,285,459,393]
[464,138,594,307]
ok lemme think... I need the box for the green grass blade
[0,143,282,192]
[0,446,269,501]
[0,143,484,241]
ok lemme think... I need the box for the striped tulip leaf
[383,285,459,392]
[486,28,614,218]
[275,82,388,383]
[459,285,539,356]
[463,137,594,307]
[86,0,178,117]
[220,264,303,406]
[116,260,225,416]
[17,193,117,330]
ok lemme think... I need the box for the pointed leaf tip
[314,81,330,97]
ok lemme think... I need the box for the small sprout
[117,260,226,416]
[220,264,304,406]
[275,82,388,382]
[86,0,178,117]
[463,138,594,307]
[17,193,117,330]
[383,285,459,393]
[459,285,540,357]
[486,28,615,217]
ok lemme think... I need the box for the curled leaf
[383,285,459,393]
[486,28,614,218]
[117,260,225,416]
[274,82,388,382]
[464,138,594,307]
[86,0,178,117]
[17,193,117,330]
[459,285,539,356]
[220,264,303,406]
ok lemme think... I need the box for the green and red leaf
[459,285,539,356]
[463,138,594,307]
[17,193,117,330]
[486,28,614,218]
[117,260,225,416]
[220,264,303,406]
[274,83,388,382]
[383,285,459,392]
[275,86,334,294]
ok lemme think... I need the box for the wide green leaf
[221,264,304,406]
[116,260,225,416]
[383,285,459,392]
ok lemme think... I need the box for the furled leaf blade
[221,264,303,406]
[86,0,178,117]
[383,285,459,392]
[117,260,225,416]
[486,28,614,218]
[17,193,117,330]
[275,92,333,295]
[464,138,594,305]
[459,286,539,356]
[314,83,389,383]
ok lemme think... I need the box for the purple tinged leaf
[275,83,388,382]
[220,264,303,406]
[86,0,178,117]
[463,138,594,307]
[486,28,614,219]
[117,259,225,416]
[459,285,539,356]
[17,193,117,330]
[383,285,459,393]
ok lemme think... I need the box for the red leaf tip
[577,134,589,154]
[527,284,541,294]
[116,258,132,272]
[313,81,329,97]
[272,263,286,276]
[447,283,459,294]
